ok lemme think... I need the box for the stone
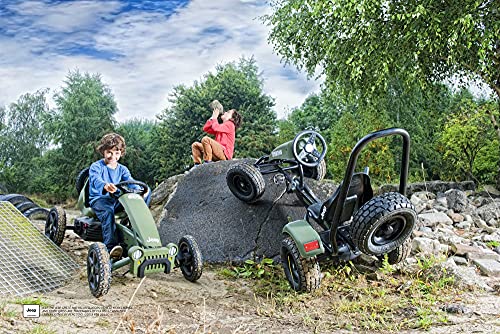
[413,237,442,255]
[436,197,448,208]
[448,212,464,223]
[418,212,453,227]
[466,249,500,261]
[156,159,338,262]
[451,256,468,266]
[445,189,468,213]
[455,221,471,230]
[472,258,500,276]
[450,243,484,256]
[475,202,500,224]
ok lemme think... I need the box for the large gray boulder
[155,159,337,263]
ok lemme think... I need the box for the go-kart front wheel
[45,206,67,246]
[177,235,203,282]
[281,236,321,292]
[226,163,265,203]
[87,242,112,298]
[351,192,416,256]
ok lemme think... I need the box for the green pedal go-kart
[226,128,417,292]
[45,169,203,297]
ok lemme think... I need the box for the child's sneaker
[109,245,123,259]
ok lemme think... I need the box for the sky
[0,0,322,122]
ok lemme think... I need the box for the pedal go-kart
[45,168,203,297]
[226,128,417,292]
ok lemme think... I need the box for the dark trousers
[91,191,151,252]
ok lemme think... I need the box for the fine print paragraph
[42,305,132,317]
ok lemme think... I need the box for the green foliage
[486,241,500,248]
[0,89,52,192]
[327,107,396,184]
[45,70,118,200]
[265,0,500,101]
[116,119,157,187]
[152,57,278,179]
[439,92,498,183]
[224,258,277,279]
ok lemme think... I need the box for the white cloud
[0,0,322,121]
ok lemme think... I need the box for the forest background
[0,0,499,203]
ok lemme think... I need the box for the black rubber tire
[303,159,327,181]
[378,237,413,265]
[177,235,203,282]
[45,206,67,246]
[226,163,265,203]
[87,242,112,298]
[15,201,38,213]
[75,167,90,194]
[24,207,49,220]
[281,236,321,292]
[2,194,33,206]
[351,192,417,256]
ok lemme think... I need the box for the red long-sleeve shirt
[203,119,236,159]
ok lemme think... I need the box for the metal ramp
[0,201,78,296]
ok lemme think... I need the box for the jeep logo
[271,150,282,157]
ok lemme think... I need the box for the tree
[47,70,118,199]
[116,119,157,187]
[0,90,51,192]
[152,58,277,179]
[439,91,498,183]
[266,0,499,98]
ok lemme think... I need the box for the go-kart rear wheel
[281,236,321,292]
[351,192,416,256]
[177,235,203,282]
[378,237,412,265]
[45,206,67,246]
[303,159,326,181]
[226,163,265,203]
[87,242,112,298]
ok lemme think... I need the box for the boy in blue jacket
[89,133,150,259]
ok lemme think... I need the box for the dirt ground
[1,214,499,334]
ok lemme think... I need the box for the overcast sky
[0,0,322,122]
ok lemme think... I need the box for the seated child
[191,100,242,165]
[89,133,151,259]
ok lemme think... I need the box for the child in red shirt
[191,105,242,165]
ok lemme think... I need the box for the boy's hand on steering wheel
[104,183,117,194]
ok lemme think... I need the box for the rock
[435,197,448,208]
[466,249,500,261]
[478,184,500,197]
[451,256,468,266]
[448,212,464,223]
[157,159,337,262]
[445,189,468,213]
[472,258,500,276]
[381,181,475,196]
[455,221,471,230]
[413,237,442,255]
[440,258,493,291]
[419,212,453,227]
[450,243,483,256]
[475,202,500,223]
[441,303,470,314]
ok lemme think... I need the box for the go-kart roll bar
[329,128,410,254]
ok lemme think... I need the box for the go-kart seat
[307,172,373,228]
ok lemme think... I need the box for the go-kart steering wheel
[292,130,327,168]
[110,180,148,198]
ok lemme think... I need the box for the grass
[25,325,56,334]
[11,296,50,307]
[218,255,465,332]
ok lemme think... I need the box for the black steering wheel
[292,130,327,168]
[110,180,148,198]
